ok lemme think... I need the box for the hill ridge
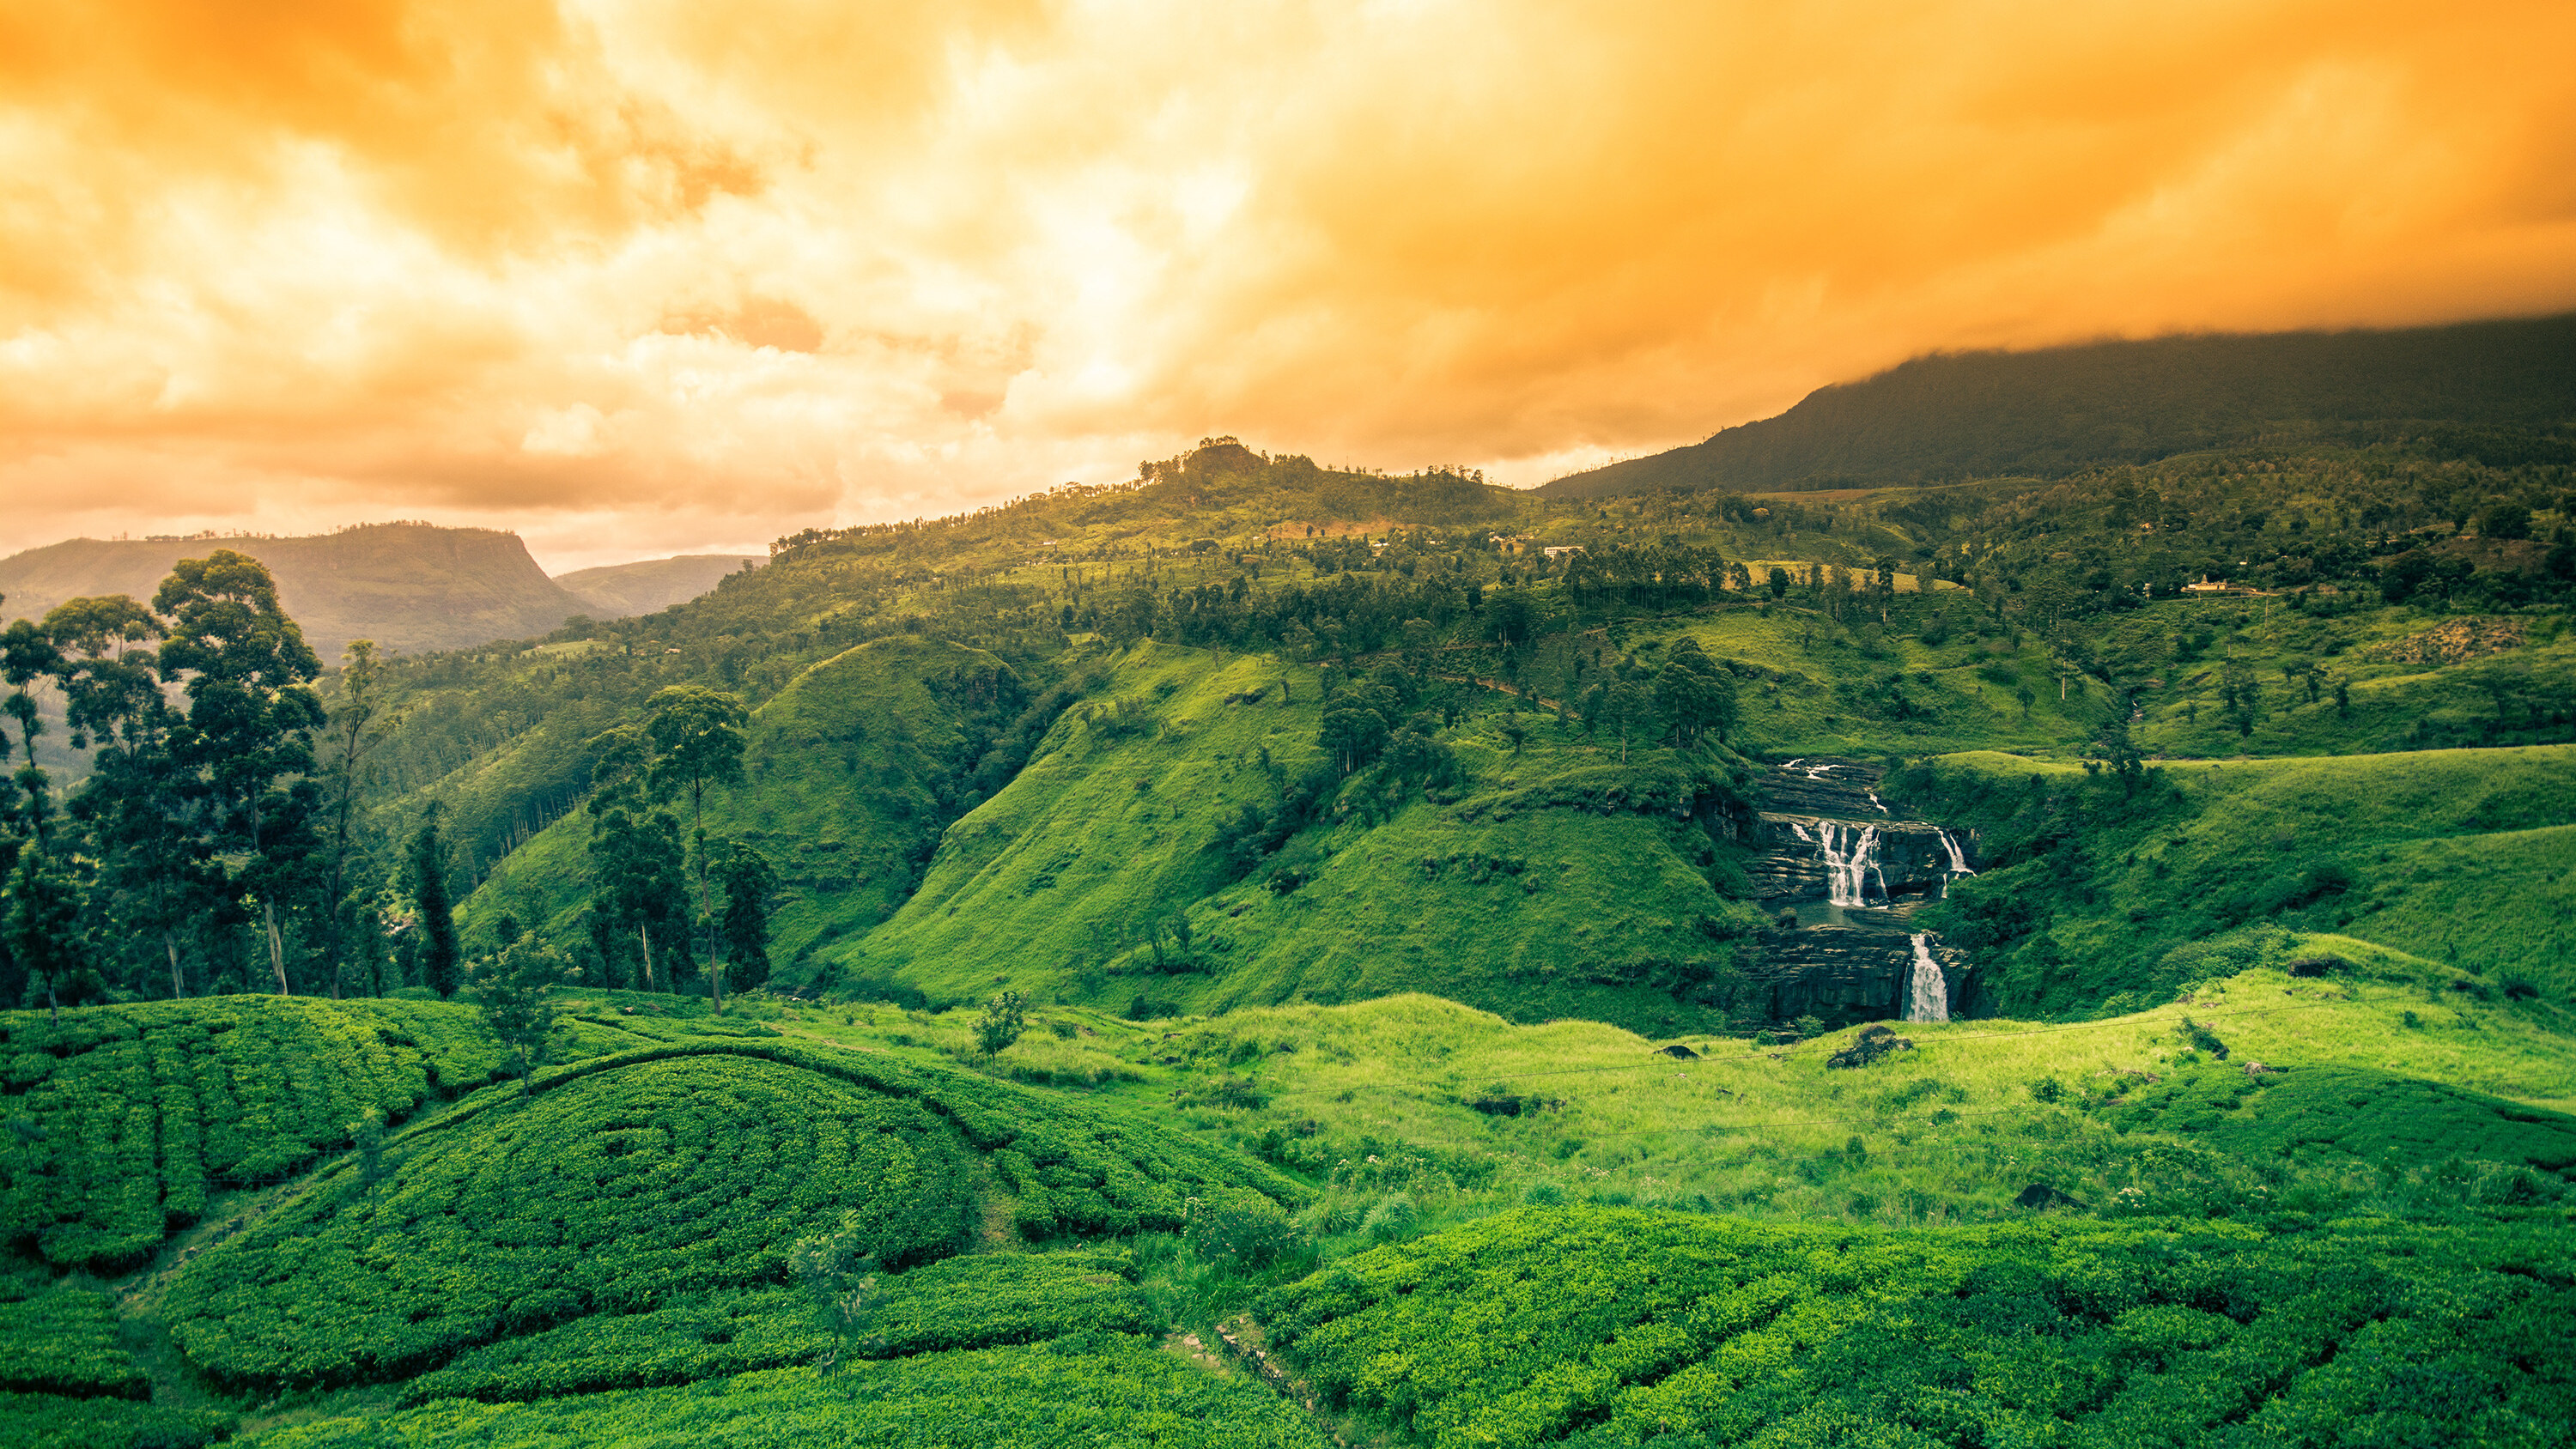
[1540,311,2576,499]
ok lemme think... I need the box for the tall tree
[714,840,776,994]
[644,686,747,1011]
[409,809,463,998]
[318,640,386,997]
[583,725,690,993]
[155,552,325,993]
[0,617,64,844]
[3,845,89,1019]
[1656,637,1739,747]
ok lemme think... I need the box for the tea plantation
[1259,1206,2576,1448]
[246,1338,1335,1448]
[162,1036,1299,1390]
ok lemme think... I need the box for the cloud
[3,0,2573,567]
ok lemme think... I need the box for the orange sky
[4,1,2573,571]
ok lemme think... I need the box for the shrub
[1187,1188,1305,1270]
[1361,1193,1418,1243]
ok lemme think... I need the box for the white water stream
[1814,822,1882,906]
[1905,934,1950,1022]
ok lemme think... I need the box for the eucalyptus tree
[155,551,327,992]
[644,685,747,1010]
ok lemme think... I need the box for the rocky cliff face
[1735,758,1977,1025]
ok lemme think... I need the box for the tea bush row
[168,1040,1300,1390]
[0,1393,236,1449]
[167,1053,974,1388]
[1258,1206,2576,1448]
[0,1284,148,1398]
[2092,1062,2576,1182]
[0,997,511,1270]
[0,997,808,1271]
[246,1337,1334,1448]
[398,1251,1153,1404]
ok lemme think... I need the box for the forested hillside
[1542,312,2576,498]
[4,372,2574,1444]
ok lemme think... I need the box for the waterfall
[1937,829,1977,876]
[1815,822,1880,906]
[1867,791,1890,814]
[1906,934,1949,1022]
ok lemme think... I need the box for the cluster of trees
[575,685,775,1007]
[0,551,773,1014]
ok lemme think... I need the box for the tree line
[0,550,773,1016]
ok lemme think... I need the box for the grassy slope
[2100,599,2576,757]
[1900,744,2576,1014]
[848,642,1763,1034]
[465,635,1009,963]
[793,927,2575,1225]
[1630,603,2114,757]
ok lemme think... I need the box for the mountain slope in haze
[1541,312,2576,500]
[554,554,764,618]
[0,523,584,660]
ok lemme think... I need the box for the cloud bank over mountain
[4,0,2573,567]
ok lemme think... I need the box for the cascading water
[1937,829,1976,876]
[1814,822,1881,906]
[1906,934,1949,1022]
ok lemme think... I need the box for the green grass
[1895,743,2576,1014]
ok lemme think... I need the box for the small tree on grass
[472,933,564,1091]
[975,990,1027,1060]
[787,1212,886,1380]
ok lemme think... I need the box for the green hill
[845,643,1764,1034]
[1540,312,2576,499]
[552,555,764,620]
[1895,744,2576,1016]
[0,523,586,660]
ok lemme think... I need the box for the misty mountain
[0,522,584,661]
[553,554,764,619]
[1540,312,2576,500]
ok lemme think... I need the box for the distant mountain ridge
[0,523,585,661]
[555,554,764,619]
[1539,312,2576,500]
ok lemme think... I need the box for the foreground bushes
[249,1337,1332,1448]
[0,998,510,1269]
[0,1284,147,1398]
[167,1039,1301,1390]
[168,1054,975,1387]
[1260,1206,2576,1448]
[398,1252,1154,1404]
